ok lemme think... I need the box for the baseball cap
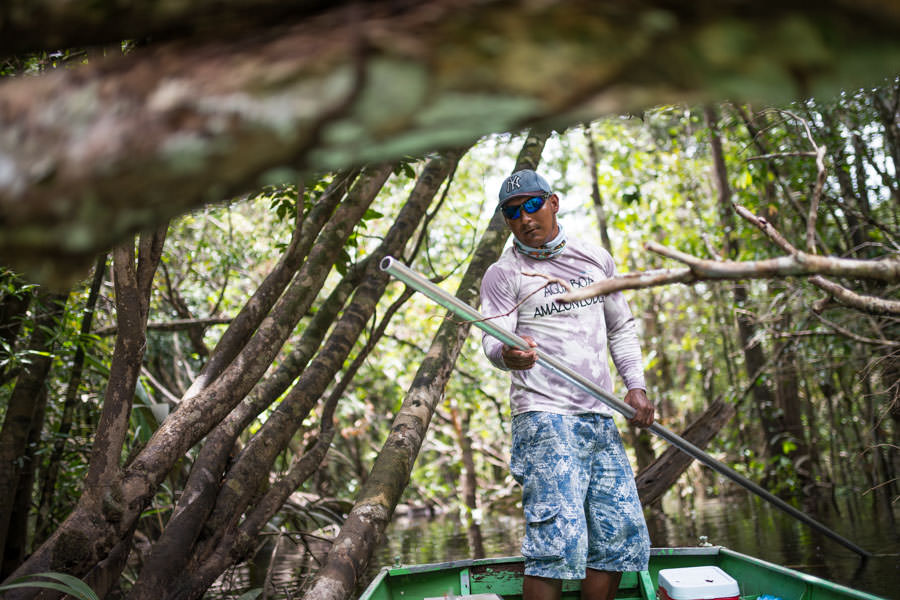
[497,169,551,208]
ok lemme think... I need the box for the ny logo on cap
[506,175,521,192]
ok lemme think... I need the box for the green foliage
[0,572,99,600]
[1,49,90,77]
[4,77,897,599]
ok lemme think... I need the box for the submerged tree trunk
[636,399,736,505]
[302,130,549,600]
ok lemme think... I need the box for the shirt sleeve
[599,251,647,392]
[479,262,518,371]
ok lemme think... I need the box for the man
[480,169,654,600]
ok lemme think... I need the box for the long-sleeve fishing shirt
[480,235,646,416]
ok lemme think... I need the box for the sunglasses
[501,195,547,220]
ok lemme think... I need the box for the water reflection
[643,493,899,597]
[207,493,898,598]
[374,512,523,568]
[370,493,898,599]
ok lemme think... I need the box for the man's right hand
[501,335,538,370]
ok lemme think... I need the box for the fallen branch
[557,245,899,301]
[556,207,900,317]
[735,203,900,315]
[808,275,900,315]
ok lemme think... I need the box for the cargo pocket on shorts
[521,502,564,560]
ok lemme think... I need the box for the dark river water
[370,493,898,599]
[208,491,898,599]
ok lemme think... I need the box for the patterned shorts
[510,411,650,580]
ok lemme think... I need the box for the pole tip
[380,256,394,271]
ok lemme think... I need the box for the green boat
[359,547,884,600]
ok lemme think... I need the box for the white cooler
[657,566,740,600]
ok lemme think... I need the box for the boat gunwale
[717,547,884,600]
[358,548,725,600]
[358,546,886,600]
[378,546,724,577]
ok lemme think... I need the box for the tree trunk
[301,130,549,600]
[148,149,464,600]
[132,260,371,599]
[124,169,391,600]
[2,386,48,578]
[0,273,33,386]
[84,229,166,504]
[585,123,655,471]
[631,289,667,474]
[448,402,485,559]
[871,84,900,203]
[829,136,870,258]
[705,105,783,460]
[584,123,612,254]
[35,256,107,544]
[1,229,165,598]
[182,289,417,600]
[773,316,813,493]
[0,291,67,575]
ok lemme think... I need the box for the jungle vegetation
[0,2,898,600]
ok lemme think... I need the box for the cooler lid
[657,566,739,599]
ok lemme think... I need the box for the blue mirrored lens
[522,196,545,214]
[501,204,521,219]
[501,196,546,219]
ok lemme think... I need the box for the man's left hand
[624,389,654,428]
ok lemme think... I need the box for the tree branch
[808,275,900,315]
[558,243,899,301]
[558,204,900,316]
[745,151,818,161]
[4,2,900,285]
[734,202,900,315]
[85,228,164,496]
[93,316,232,337]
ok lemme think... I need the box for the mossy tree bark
[149,148,466,600]
[3,2,900,285]
[3,168,389,599]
